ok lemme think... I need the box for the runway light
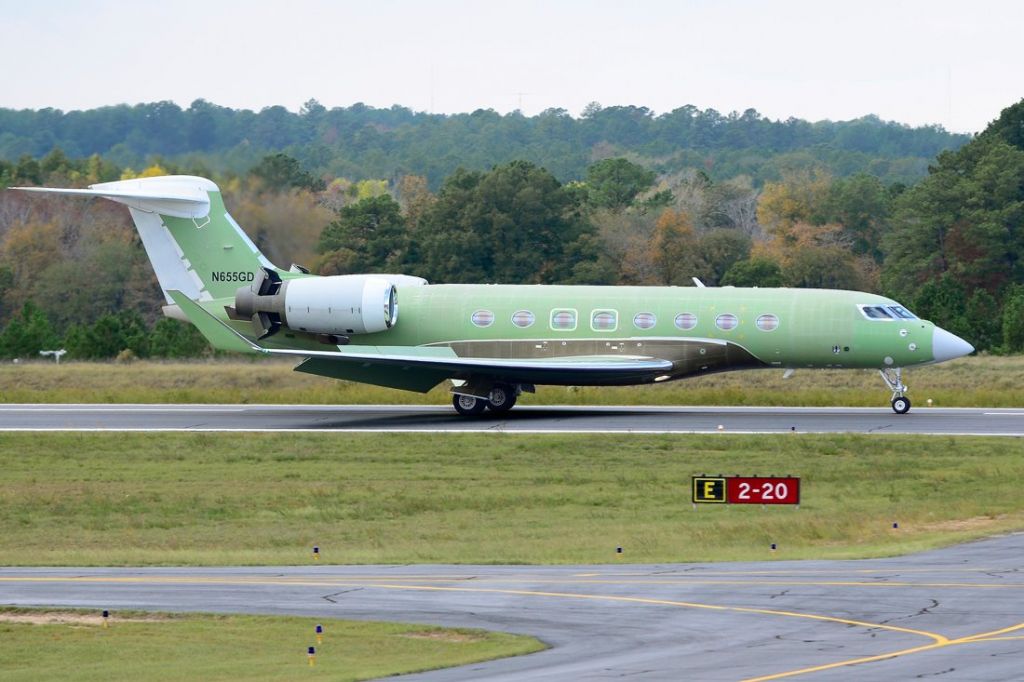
[717,424,724,431]
[927,399,933,407]
[316,623,323,645]
[790,426,796,432]
[102,610,109,628]
[308,646,316,667]
[770,543,777,551]
[313,546,319,561]
[616,546,623,555]
[893,522,899,529]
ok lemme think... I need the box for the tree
[912,275,969,340]
[416,161,590,283]
[695,229,751,285]
[1002,285,1024,352]
[317,194,408,274]
[822,173,890,261]
[584,158,656,211]
[65,310,150,359]
[649,209,698,285]
[250,153,325,192]
[0,301,58,358]
[721,257,784,287]
[149,318,209,358]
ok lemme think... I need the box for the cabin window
[859,305,895,320]
[550,309,577,331]
[716,313,738,331]
[888,305,917,320]
[675,312,697,330]
[591,309,618,332]
[471,309,494,328]
[633,312,657,330]
[511,310,535,328]
[755,314,779,332]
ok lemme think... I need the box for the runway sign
[727,477,800,504]
[692,476,726,503]
[692,476,800,505]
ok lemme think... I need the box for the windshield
[859,305,894,320]
[888,305,917,320]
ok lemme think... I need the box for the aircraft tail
[13,175,277,306]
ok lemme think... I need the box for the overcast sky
[1,0,1021,133]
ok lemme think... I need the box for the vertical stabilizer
[13,175,277,303]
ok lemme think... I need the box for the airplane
[13,175,974,416]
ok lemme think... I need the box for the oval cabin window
[633,312,656,330]
[550,309,577,331]
[511,310,535,328]
[755,314,778,331]
[471,309,494,328]
[716,313,738,331]
[591,310,618,331]
[675,312,697,330]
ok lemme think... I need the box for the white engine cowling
[235,272,412,337]
[285,275,397,334]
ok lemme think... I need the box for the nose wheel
[880,368,911,414]
[891,396,911,414]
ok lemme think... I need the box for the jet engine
[235,268,399,340]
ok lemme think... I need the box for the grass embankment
[0,607,544,682]
[1,432,1023,566]
[0,355,1020,406]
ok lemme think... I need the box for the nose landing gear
[880,368,911,414]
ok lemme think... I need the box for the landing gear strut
[880,368,911,414]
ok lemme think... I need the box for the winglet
[167,290,262,354]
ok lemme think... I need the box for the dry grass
[0,355,1020,406]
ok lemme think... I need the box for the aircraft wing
[169,291,677,391]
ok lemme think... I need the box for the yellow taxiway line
[1,573,1021,680]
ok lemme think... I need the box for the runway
[0,403,1022,435]
[3,534,1024,680]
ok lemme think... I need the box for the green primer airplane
[15,175,974,415]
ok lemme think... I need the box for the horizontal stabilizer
[11,175,214,219]
[168,290,259,354]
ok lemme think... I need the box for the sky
[1,0,1022,133]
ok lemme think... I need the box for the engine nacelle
[235,271,402,338]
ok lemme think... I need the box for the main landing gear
[451,383,519,416]
[880,367,911,414]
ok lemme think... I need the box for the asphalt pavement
[0,404,1023,435]
[3,534,1024,680]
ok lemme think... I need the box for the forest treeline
[0,99,1021,361]
[0,100,968,187]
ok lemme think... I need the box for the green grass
[0,355,1021,406]
[0,607,544,682]
[1,432,1023,565]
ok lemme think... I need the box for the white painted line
[0,407,247,412]
[0,427,1020,436]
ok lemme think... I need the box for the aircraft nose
[932,327,974,362]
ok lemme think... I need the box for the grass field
[0,607,544,682]
[0,355,1021,406]
[1,432,1022,566]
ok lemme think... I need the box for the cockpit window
[859,305,894,320]
[888,305,917,320]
